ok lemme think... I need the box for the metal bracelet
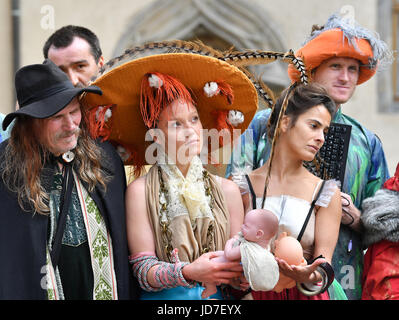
[296,261,334,296]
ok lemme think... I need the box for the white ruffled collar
[158,151,214,223]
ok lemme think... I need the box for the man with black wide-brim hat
[0,59,136,300]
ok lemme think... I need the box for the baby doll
[272,232,307,292]
[201,209,280,299]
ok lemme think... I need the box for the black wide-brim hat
[2,59,102,130]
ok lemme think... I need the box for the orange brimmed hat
[81,52,258,169]
[288,13,392,85]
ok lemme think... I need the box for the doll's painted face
[241,209,278,244]
[241,210,262,242]
[241,209,278,243]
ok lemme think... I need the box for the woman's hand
[182,251,243,285]
[275,257,325,284]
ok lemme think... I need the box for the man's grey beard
[51,127,81,156]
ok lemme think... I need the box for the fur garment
[361,189,399,248]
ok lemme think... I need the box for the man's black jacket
[0,140,139,299]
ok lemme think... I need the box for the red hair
[140,72,195,128]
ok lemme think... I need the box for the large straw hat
[81,53,258,168]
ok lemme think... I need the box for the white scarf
[158,151,214,224]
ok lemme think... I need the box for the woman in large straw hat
[82,51,258,299]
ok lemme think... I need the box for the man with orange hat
[226,13,392,300]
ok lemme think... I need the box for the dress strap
[311,180,324,201]
[244,174,257,210]
[297,180,326,243]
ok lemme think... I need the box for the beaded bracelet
[154,260,195,289]
[130,254,163,292]
[130,249,196,292]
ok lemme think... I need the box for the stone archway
[113,0,291,91]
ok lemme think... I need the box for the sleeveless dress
[236,174,346,300]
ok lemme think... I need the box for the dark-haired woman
[236,83,345,300]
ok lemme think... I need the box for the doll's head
[241,209,279,245]
[274,232,304,265]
